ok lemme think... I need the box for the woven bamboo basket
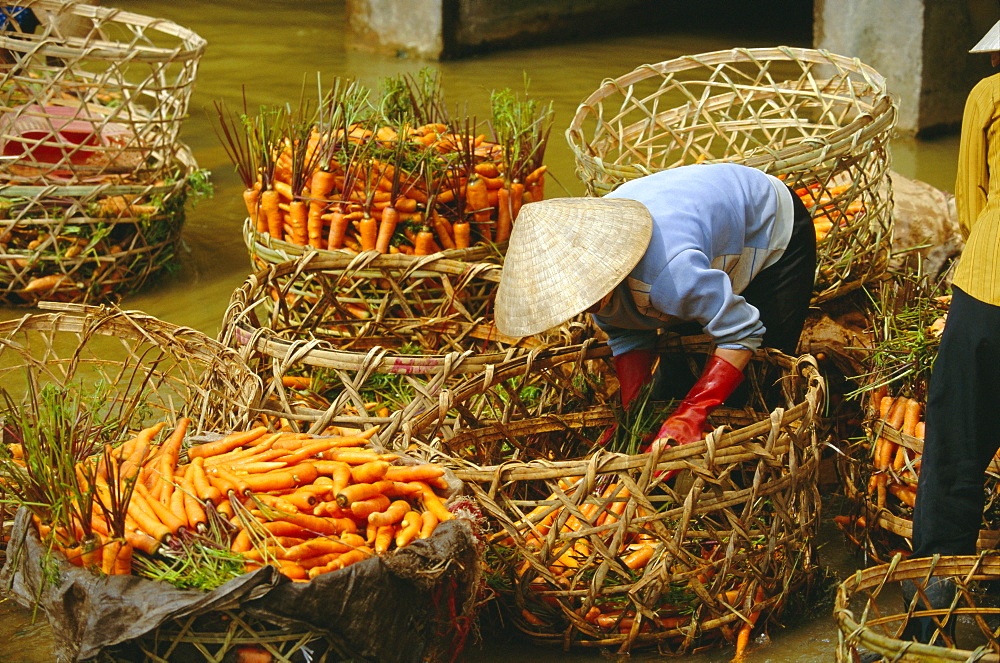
[219,251,611,446]
[107,610,334,663]
[406,350,824,654]
[836,553,1000,662]
[836,404,1000,565]
[0,152,200,305]
[0,302,262,551]
[566,46,897,303]
[0,1,206,185]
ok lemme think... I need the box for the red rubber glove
[614,348,655,410]
[642,355,745,473]
[595,348,656,446]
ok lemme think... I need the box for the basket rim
[835,553,1000,662]
[0,0,206,60]
[222,250,555,375]
[566,45,897,181]
[408,347,820,442]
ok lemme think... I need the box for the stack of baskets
[219,251,612,446]
[566,46,898,303]
[0,0,206,304]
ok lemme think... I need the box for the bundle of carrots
[865,392,924,512]
[501,477,764,658]
[246,122,545,255]
[215,72,552,260]
[7,418,455,583]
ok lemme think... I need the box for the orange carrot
[333,547,371,570]
[188,427,269,460]
[243,463,320,494]
[902,398,922,438]
[120,423,167,481]
[113,539,133,576]
[373,524,394,554]
[395,510,422,548]
[133,483,186,533]
[367,499,409,527]
[351,460,391,484]
[271,537,352,561]
[100,536,119,575]
[466,177,492,242]
[375,205,399,253]
[359,212,377,251]
[350,494,391,520]
[453,221,471,249]
[191,457,225,503]
[289,199,308,245]
[245,186,264,233]
[509,181,525,219]
[328,462,353,495]
[277,440,343,466]
[525,164,547,185]
[206,463,245,497]
[413,482,453,522]
[734,586,765,660]
[413,225,436,256]
[430,210,455,250]
[495,186,513,243]
[124,496,172,543]
[272,512,351,537]
[326,207,350,250]
[182,485,207,531]
[150,417,189,501]
[623,544,655,570]
[261,189,283,241]
[384,464,445,483]
[336,482,385,508]
[890,483,917,508]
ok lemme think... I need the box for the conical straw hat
[971,19,1000,52]
[494,196,653,338]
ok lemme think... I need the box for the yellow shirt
[954,72,1000,304]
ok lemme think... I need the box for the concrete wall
[345,0,444,60]
[815,0,997,135]
[347,0,648,60]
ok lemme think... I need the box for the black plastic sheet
[0,508,482,662]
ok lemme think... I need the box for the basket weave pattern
[835,554,1000,662]
[0,303,262,433]
[406,351,824,654]
[566,47,897,303]
[219,252,604,445]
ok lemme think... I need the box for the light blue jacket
[593,163,795,355]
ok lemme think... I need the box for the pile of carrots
[791,182,866,242]
[11,418,455,582]
[247,122,546,256]
[500,477,764,658]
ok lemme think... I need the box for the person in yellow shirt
[905,18,1000,646]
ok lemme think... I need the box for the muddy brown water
[0,1,964,661]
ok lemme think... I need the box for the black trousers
[739,186,816,355]
[911,286,1000,557]
[654,187,816,399]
